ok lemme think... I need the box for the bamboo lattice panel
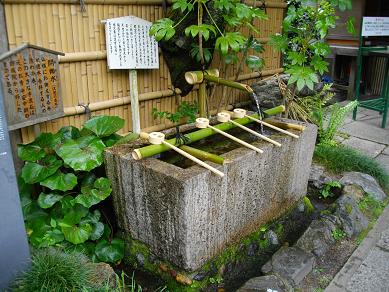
[3,1,285,142]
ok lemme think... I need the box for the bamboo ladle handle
[195,118,264,154]
[233,109,299,139]
[137,132,224,177]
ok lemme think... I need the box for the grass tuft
[314,144,389,193]
[13,248,97,292]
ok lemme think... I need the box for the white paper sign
[362,17,389,37]
[105,16,159,70]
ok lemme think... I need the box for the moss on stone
[345,203,353,215]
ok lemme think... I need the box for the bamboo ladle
[195,118,264,154]
[217,112,282,147]
[232,108,299,139]
[132,132,224,177]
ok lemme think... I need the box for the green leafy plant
[18,116,131,263]
[149,0,267,70]
[12,249,100,292]
[314,144,389,192]
[270,0,352,91]
[332,228,346,241]
[319,180,341,199]
[358,194,386,219]
[152,101,198,123]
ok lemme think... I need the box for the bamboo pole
[134,132,224,177]
[263,119,306,132]
[134,105,284,159]
[246,115,300,138]
[179,145,225,165]
[229,120,281,146]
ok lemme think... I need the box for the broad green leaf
[56,136,105,172]
[95,238,125,263]
[34,132,61,149]
[27,217,51,247]
[346,16,356,36]
[38,192,63,209]
[246,55,264,71]
[215,32,246,55]
[269,34,288,52]
[172,0,194,12]
[311,56,329,75]
[83,116,124,137]
[17,144,46,162]
[149,18,176,41]
[40,171,77,192]
[310,42,331,57]
[39,228,64,247]
[21,155,62,184]
[103,133,122,147]
[72,177,112,208]
[62,223,93,244]
[60,204,89,226]
[213,0,235,11]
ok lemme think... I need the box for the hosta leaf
[40,171,77,192]
[61,223,93,244]
[56,136,105,172]
[72,177,112,208]
[17,144,46,162]
[21,155,62,184]
[38,192,63,209]
[95,238,125,263]
[83,116,124,137]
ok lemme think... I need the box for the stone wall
[104,120,317,271]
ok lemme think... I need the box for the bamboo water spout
[133,132,224,177]
[195,118,264,154]
[217,112,282,147]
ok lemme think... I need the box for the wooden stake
[129,69,140,134]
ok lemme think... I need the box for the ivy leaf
[246,55,264,71]
[21,155,62,184]
[172,0,193,13]
[40,171,77,192]
[38,192,63,209]
[311,56,329,75]
[215,32,246,55]
[269,34,288,52]
[83,116,124,137]
[95,238,125,263]
[56,136,105,172]
[149,18,176,41]
[17,144,46,162]
[71,177,112,208]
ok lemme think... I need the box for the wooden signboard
[105,16,159,70]
[104,16,160,134]
[362,17,389,37]
[0,44,64,130]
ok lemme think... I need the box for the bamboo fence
[3,0,285,143]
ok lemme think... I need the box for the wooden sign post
[104,16,159,134]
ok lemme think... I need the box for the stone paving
[325,106,389,292]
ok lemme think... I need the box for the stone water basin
[104,119,317,271]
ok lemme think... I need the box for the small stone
[90,263,117,289]
[340,172,386,202]
[192,271,207,281]
[247,242,258,257]
[377,229,389,251]
[159,263,168,272]
[343,184,365,202]
[176,273,193,286]
[237,274,290,292]
[135,253,145,266]
[266,230,279,246]
[309,162,335,189]
[261,246,315,286]
[298,202,305,212]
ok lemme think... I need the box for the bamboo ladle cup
[133,132,224,177]
[195,118,264,154]
[218,112,282,147]
[233,108,299,139]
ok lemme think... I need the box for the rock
[237,274,291,292]
[340,172,386,202]
[335,194,369,238]
[342,184,365,202]
[295,218,336,257]
[192,271,207,281]
[266,230,279,246]
[90,262,117,289]
[309,162,336,189]
[297,202,305,213]
[176,273,193,286]
[247,242,258,257]
[136,252,145,266]
[261,246,315,286]
[377,229,389,251]
[251,76,286,109]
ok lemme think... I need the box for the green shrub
[314,144,389,192]
[18,116,136,263]
[12,249,98,292]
